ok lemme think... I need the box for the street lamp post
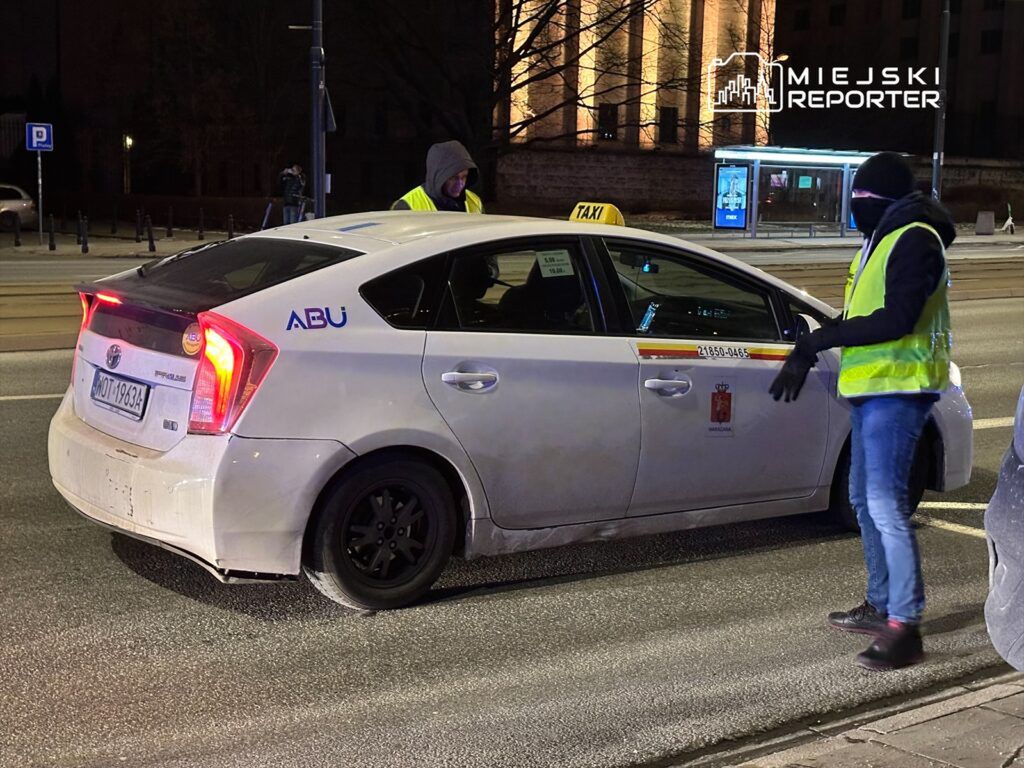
[123,134,133,195]
[310,0,326,219]
[931,0,951,200]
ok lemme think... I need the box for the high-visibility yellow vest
[392,185,484,213]
[838,222,951,398]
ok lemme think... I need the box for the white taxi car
[48,208,973,610]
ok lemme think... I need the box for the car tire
[303,456,456,611]
[829,439,929,531]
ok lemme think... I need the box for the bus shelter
[712,146,877,237]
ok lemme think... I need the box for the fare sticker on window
[537,250,575,278]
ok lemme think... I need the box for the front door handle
[442,371,498,391]
[644,378,692,395]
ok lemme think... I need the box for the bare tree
[352,0,702,151]
[493,0,696,146]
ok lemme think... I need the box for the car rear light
[188,312,278,435]
[95,292,122,305]
[71,292,95,387]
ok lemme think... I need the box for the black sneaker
[827,601,888,635]
[856,620,924,671]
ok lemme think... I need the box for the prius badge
[106,344,122,369]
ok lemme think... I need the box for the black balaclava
[850,151,916,236]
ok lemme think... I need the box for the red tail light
[188,312,278,435]
[71,292,95,387]
[94,292,122,305]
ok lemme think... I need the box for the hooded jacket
[393,140,480,212]
[808,191,955,354]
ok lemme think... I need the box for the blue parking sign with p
[26,123,54,151]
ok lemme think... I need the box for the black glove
[769,332,821,403]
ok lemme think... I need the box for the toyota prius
[48,210,973,610]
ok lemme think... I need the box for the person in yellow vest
[391,140,484,214]
[770,151,955,671]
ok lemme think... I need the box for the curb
[648,666,1020,768]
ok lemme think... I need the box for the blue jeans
[849,396,933,624]
[283,205,300,225]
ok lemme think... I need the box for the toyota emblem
[106,344,122,369]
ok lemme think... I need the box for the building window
[793,7,810,30]
[980,29,1002,54]
[598,103,619,140]
[902,0,921,18]
[947,32,959,58]
[829,3,846,26]
[900,36,918,60]
[658,106,679,144]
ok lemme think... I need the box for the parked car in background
[986,385,1024,672]
[0,184,38,230]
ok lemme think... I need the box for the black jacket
[808,192,955,352]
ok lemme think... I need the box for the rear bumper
[48,392,355,577]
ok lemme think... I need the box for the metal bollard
[13,213,21,246]
[227,214,234,239]
[81,216,90,254]
[260,202,273,230]
[197,208,205,240]
[76,211,82,245]
[145,214,155,252]
[48,215,56,251]
[135,209,142,243]
[166,206,173,238]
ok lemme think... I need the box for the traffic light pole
[310,0,326,219]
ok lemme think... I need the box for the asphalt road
[0,299,1021,768]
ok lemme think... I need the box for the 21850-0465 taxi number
[90,369,150,420]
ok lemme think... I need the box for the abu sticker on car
[286,306,348,330]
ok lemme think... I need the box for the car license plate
[90,369,149,420]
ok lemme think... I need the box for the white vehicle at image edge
[47,210,974,610]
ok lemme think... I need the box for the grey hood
[424,140,478,198]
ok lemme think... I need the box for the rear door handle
[644,378,692,395]
[442,371,498,390]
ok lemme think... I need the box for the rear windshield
[94,238,362,312]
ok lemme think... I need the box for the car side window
[0,186,18,199]
[606,239,780,341]
[361,254,448,329]
[437,241,595,334]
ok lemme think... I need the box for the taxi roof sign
[569,202,624,226]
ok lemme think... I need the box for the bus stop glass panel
[758,165,843,225]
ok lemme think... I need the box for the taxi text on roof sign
[570,202,625,226]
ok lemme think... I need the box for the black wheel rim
[339,482,433,589]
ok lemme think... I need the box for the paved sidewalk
[709,670,1024,768]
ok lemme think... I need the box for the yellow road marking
[974,417,1014,430]
[918,501,988,511]
[0,394,64,401]
[917,515,987,539]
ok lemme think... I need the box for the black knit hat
[852,152,915,199]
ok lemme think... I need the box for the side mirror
[791,312,821,341]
